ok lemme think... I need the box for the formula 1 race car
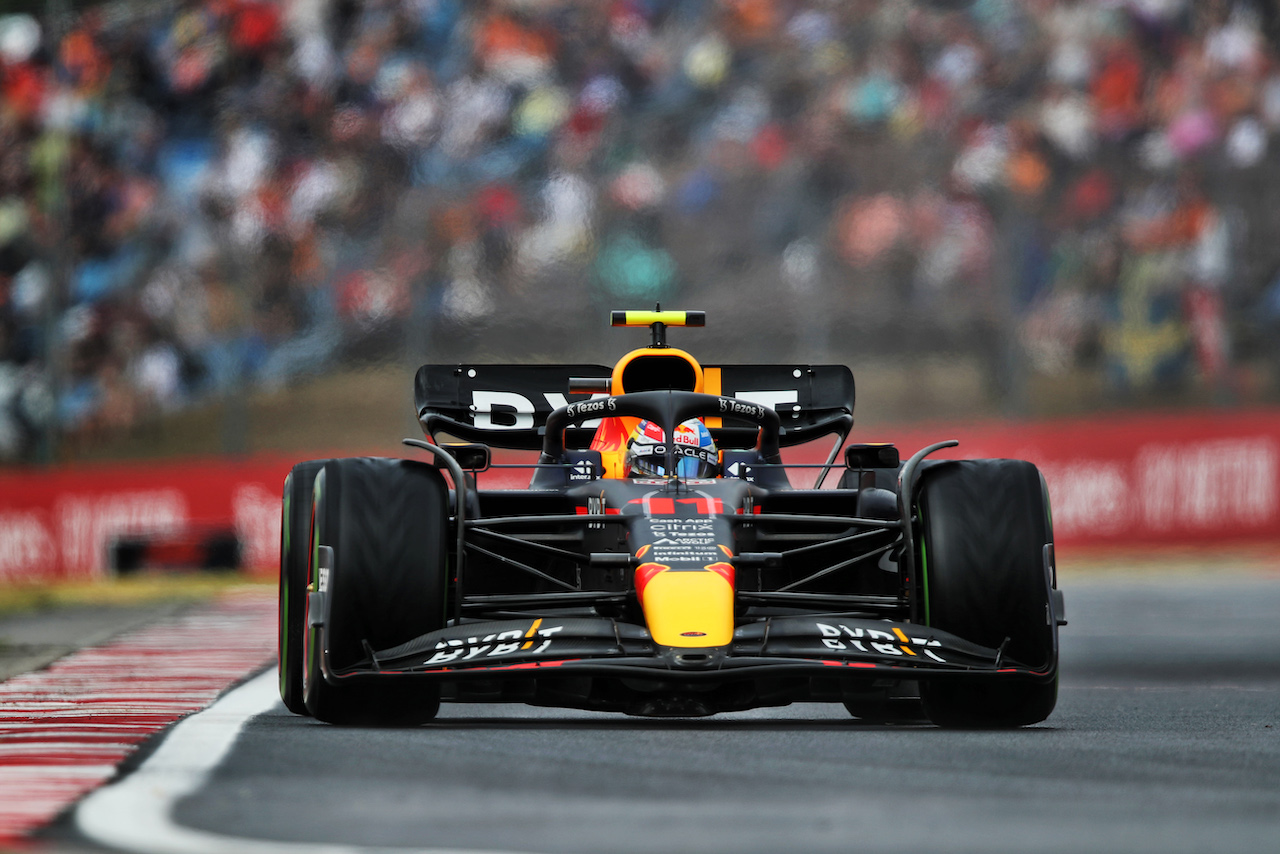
[278,310,1065,727]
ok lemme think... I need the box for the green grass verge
[0,573,272,617]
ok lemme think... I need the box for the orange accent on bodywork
[704,561,735,586]
[634,562,669,598]
[610,347,704,396]
[521,618,543,650]
[589,415,640,479]
[704,367,722,428]
[891,627,915,656]
[635,544,651,559]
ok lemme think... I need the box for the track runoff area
[0,588,275,848]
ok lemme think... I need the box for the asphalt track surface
[60,571,1280,854]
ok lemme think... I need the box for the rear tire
[303,457,450,725]
[916,459,1058,728]
[279,460,330,715]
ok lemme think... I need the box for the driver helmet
[625,418,719,478]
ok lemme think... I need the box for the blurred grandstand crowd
[3,0,1280,462]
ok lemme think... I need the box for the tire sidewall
[303,457,450,724]
[915,459,1058,726]
[279,459,328,715]
[918,459,1054,670]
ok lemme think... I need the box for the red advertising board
[868,409,1280,548]
[1,408,1278,584]
[0,456,296,584]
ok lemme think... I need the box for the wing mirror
[845,443,899,469]
[440,443,491,472]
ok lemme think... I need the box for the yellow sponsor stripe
[891,627,916,656]
[521,618,543,650]
[613,310,701,327]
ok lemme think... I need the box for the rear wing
[414,364,854,450]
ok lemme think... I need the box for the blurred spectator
[4,0,1280,463]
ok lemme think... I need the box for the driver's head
[625,418,719,478]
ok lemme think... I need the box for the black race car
[278,310,1065,726]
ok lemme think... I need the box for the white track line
[76,669,532,854]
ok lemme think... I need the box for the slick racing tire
[916,459,1058,728]
[303,457,450,726]
[279,459,331,716]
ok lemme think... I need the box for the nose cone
[636,564,735,647]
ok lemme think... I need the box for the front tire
[916,459,1058,727]
[303,457,451,725]
[279,459,330,715]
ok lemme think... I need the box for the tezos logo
[566,398,617,419]
[718,398,766,419]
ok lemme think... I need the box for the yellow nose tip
[639,570,734,648]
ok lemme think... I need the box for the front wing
[320,615,1054,685]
